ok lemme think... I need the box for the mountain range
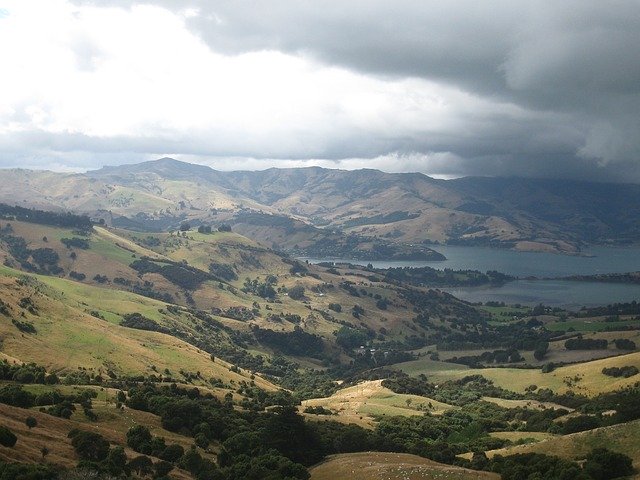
[1,157,639,256]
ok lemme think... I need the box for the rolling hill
[0,199,639,480]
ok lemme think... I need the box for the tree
[159,444,184,463]
[218,224,232,232]
[106,446,128,476]
[70,430,110,461]
[561,415,600,434]
[25,416,37,429]
[614,338,636,350]
[127,425,153,454]
[534,341,549,361]
[154,460,174,478]
[0,425,17,447]
[179,222,191,232]
[584,448,634,480]
[288,285,305,300]
[128,455,154,477]
[194,433,209,449]
[328,303,341,312]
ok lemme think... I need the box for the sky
[0,1,639,182]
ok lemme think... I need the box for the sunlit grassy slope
[0,266,276,390]
[302,380,454,428]
[397,352,640,396]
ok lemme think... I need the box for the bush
[128,455,153,476]
[602,366,639,378]
[159,444,184,463]
[25,416,37,429]
[0,426,17,447]
[106,446,128,476]
[564,338,608,350]
[0,384,36,408]
[194,432,209,449]
[70,430,110,461]
[61,237,90,249]
[288,285,305,300]
[328,303,342,313]
[614,338,636,350]
[541,362,556,373]
[69,271,86,281]
[0,461,58,480]
[126,425,153,454]
[155,460,174,478]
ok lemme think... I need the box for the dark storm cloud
[21,1,640,180]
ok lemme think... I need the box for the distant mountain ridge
[1,157,639,254]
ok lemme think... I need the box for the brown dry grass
[0,403,193,480]
[310,452,499,480]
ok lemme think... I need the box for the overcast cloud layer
[1,1,639,181]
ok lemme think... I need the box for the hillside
[0,216,492,371]
[2,158,640,253]
[0,203,639,480]
[0,265,276,391]
[310,452,500,480]
[483,420,640,471]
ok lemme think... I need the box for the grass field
[0,270,277,391]
[309,452,499,480]
[0,401,193,479]
[403,351,640,396]
[487,431,556,442]
[481,397,573,411]
[302,380,454,427]
[483,420,640,471]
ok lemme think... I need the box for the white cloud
[0,0,639,182]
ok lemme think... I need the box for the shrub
[0,384,36,408]
[602,366,639,378]
[128,455,154,476]
[69,271,86,281]
[194,432,209,449]
[0,426,17,447]
[159,444,184,463]
[126,425,153,454]
[25,416,37,429]
[106,446,128,476]
[328,303,342,313]
[155,460,174,478]
[70,430,110,461]
[288,285,305,300]
[61,237,90,249]
[541,362,556,373]
[614,338,636,350]
[564,338,608,350]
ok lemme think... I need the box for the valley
[0,165,639,480]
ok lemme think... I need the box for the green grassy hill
[0,265,276,390]
[484,420,640,471]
